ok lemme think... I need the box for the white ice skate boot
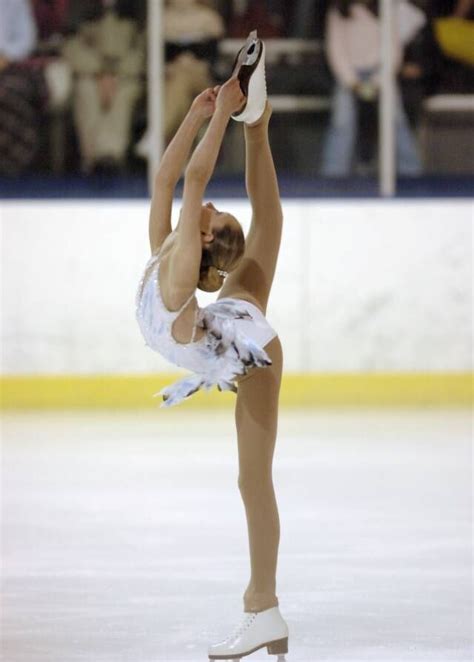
[208,606,289,661]
[231,30,267,125]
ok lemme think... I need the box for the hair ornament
[217,268,228,278]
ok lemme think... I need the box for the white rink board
[1,199,472,375]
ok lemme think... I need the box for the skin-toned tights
[218,111,283,613]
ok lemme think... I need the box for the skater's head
[197,202,245,292]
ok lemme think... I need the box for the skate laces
[230,612,257,639]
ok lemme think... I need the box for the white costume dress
[135,241,277,407]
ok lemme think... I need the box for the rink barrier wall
[1,200,472,376]
[1,373,471,409]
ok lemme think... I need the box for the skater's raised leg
[219,101,283,314]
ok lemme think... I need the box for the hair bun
[198,264,225,293]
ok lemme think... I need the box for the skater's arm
[148,88,218,254]
[183,78,244,187]
[169,112,232,294]
[168,78,244,296]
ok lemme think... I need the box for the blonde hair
[198,221,245,292]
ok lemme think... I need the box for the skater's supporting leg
[235,335,283,613]
[219,104,284,613]
[219,103,283,314]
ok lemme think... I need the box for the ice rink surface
[1,408,472,662]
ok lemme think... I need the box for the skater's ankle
[244,101,272,130]
[244,121,269,143]
[243,597,279,613]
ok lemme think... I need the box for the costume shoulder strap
[176,290,196,316]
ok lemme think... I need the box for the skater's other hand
[191,87,218,120]
[216,76,246,116]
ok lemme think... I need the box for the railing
[218,38,322,60]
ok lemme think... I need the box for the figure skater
[135,32,288,661]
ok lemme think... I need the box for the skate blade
[208,636,288,660]
[232,30,262,77]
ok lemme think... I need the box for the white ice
[1,408,472,662]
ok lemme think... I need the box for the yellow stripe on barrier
[0,373,472,409]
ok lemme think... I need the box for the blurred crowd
[0,0,472,178]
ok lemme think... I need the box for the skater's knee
[238,468,273,499]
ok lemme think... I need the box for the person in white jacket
[321,0,423,176]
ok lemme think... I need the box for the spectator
[135,0,225,158]
[164,0,224,139]
[320,0,422,177]
[0,0,49,176]
[62,0,145,174]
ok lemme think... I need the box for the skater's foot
[208,605,288,660]
[231,30,267,125]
